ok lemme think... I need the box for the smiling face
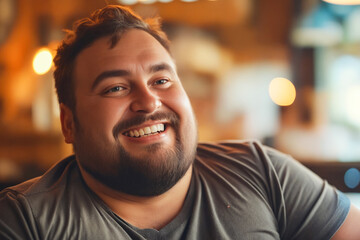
[61,29,198,196]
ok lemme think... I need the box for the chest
[178,185,282,240]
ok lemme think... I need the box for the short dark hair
[53,5,170,112]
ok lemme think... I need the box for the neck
[79,165,193,230]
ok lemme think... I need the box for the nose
[130,88,162,113]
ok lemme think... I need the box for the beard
[73,111,197,197]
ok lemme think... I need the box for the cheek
[163,87,193,114]
[76,98,128,139]
[173,93,198,153]
[176,93,194,120]
[164,89,196,130]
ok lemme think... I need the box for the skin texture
[60,29,197,228]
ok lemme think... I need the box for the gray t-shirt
[0,141,350,240]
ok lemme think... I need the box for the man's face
[64,29,197,196]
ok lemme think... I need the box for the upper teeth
[126,124,165,137]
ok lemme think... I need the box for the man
[0,5,359,239]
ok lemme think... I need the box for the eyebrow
[91,70,130,91]
[91,63,176,91]
[149,63,175,75]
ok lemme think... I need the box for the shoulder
[195,139,326,187]
[0,155,82,239]
[194,140,280,196]
[0,155,78,216]
[197,139,261,159]
[197,139,286,157]
[0,155,78,210]
[194,141,350,239]
[195,140,290,170]
[2,155,77,197]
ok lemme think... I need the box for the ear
[60,103,75,144]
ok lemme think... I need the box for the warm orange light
[269,78,296,106]
[33,48,53,75]
[323,0,360,5]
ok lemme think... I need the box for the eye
[106,86,123,93]
[154,79,169,86]
[104,85,126,95]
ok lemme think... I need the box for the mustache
[112,111,180,138]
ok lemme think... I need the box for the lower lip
[122,127,169,143]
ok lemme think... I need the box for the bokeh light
[118,0,138,4]
[138,0,157,4]
[344,168,360,189]
[346,86,360,127]
[323,0,360,5]
[32,48,53,75]
[269,77,296,106]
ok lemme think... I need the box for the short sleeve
[265,147,350,240]
[0,189,39,240]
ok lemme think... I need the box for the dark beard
[74,111,196,197]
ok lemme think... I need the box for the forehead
[73,29,174,84]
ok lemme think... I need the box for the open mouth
[123,123,166,138]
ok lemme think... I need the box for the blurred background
[1,0,360,196]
